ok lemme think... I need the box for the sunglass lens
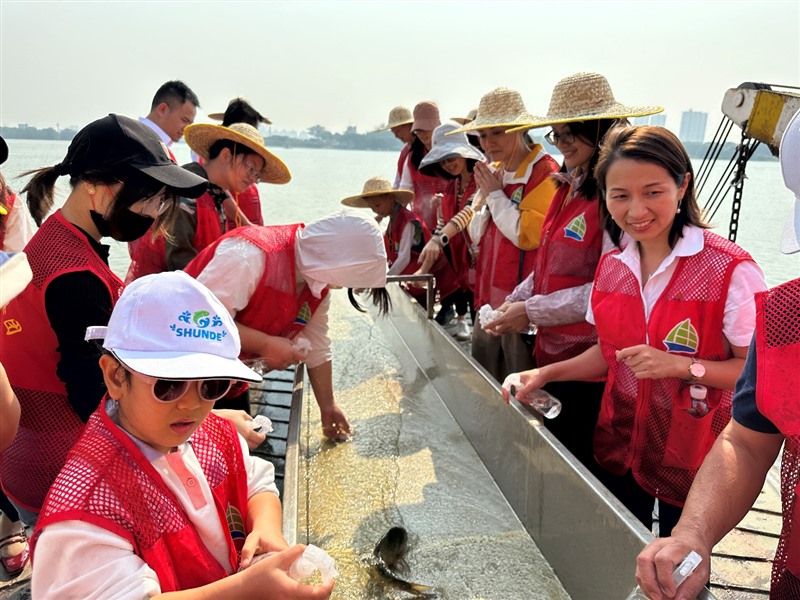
[199,379,233,402]
[153,379,190,402]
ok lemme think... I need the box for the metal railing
[385,273,435,319]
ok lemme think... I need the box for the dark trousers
[0,490,21,523]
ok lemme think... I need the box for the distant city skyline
[1,0,797,142]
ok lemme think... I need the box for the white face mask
[295,210,388,297]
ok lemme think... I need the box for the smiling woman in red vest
[448,88,560,383]
[185,210,389,441]
[483,72,663,475]
[508,125,767,538]
[0,115,208,525]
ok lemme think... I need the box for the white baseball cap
[86,271,261,382]
[780,108,800,255]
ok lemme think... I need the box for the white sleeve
[526,283,593,327]
[2,195,37,252]
[240,433,280,498]
[398,156,414,192]
[195,237,266,317]
[387,222,415,276]
[299,293,331,369]
[722,260,768,347]
[32,522,161,599]
[484,190,522,246]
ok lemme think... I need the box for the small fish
[373,527,435,595]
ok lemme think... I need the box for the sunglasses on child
[127,369,233,403]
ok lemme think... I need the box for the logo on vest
[663,318,699,353]
[169,310,228,341]
[510,187,524,205]
[3,319,22,335]
[295,302,311,325]
[564,213,587,242]
[225,504,247,553]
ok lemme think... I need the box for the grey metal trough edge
[373,284,717,600]
[281,362,304,546]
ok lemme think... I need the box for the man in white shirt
[139,80,200,161]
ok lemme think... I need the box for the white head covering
[780,108,800,255]
[0,252,32,308]
[296,209,388,298]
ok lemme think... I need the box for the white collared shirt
[586,225,767,347]
[138,116,173,147]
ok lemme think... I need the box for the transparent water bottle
[625,550,702,599]
[687,384,709,418]
[502,374,562,419]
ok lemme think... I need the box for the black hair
[150,80,200,111]
[409,136,427,170]
[426,158,477,181]
[348,287,391,316]
[594,125,708,249]
[208,139,259,161]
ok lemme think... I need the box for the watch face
[690,361,706,378]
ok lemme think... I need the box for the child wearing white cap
[31,271,333,599]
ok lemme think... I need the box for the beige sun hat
[506,72,664,133]
[448,88,538,135]
[184,122,291,184]
[341,176,414,208]
[374,106,415,132]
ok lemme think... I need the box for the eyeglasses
[240,158,262,183]
[127,369,233,403]
[544,131,575,146]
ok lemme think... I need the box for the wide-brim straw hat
[419,121,486,176]
[341,176,414,208]
[452,109,478,125]
[184,123,290,184]
[374,106,414,132]
[207,97,272,125]
[506,72,664,132]
[448,88,538,135]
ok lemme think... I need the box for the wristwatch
[687,357,706,383]
[433,232,449,247]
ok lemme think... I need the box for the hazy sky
[1,0,798,137]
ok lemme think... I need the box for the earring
[676,205,681,214]
[86,184,96,196]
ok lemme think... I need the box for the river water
[3,139,797,286]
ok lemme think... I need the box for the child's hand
[212,409,267,450]
[240,530,290,570]
[260,336,305,371]
[241,545,335,599]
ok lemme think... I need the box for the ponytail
[348,287,391,317]
[21,166,62,226]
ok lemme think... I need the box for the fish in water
[373,526,436,595]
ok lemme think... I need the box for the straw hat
[184,123,291,184]
[506,72,664,132]
[374,106,414,132]
[419,122,486,176]
[411,100,441,132]
[448,88,538,134]
[341,176,414,208]
[208,97,272,125]
[452,109,478,125]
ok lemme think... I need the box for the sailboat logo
[564,213,587,242]
[295,302,312,325]
[510,187,524,204]
[663,318,699,353]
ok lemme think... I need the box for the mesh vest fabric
[34,408,249,592]
[440,175,478,292]
[591,230,752,505]
[754,277,800,597]
[0,210,123,512]
[408,156,448,231]
[126,192,223,282]
[532,184,603,366]
[185,224,327,344]
[473,153,558,308]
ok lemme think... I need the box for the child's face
[365,194,396,219]
[102,356,216,453]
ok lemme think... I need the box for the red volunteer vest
[532,183,603,366]
[185,224,328,344]
[0,191,18,249]
[396,144,411,186]
[33,408,249,592]
[230,184,264,228]
[753,278,800,597]
[0,210,124,512]
[407,156,448,231]
[591,230,751,506]
[126,191,223,282]
[474,151,559,308]
[441,175,477,292]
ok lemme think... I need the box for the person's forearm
[247,492,285,548]
[671,421,783,553]
[0,364,20,452]
[539,343,608,383]
[307,361,334,414]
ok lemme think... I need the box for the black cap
[0,135,8,166]
[58,114,207,198]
